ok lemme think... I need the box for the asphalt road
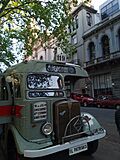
[79,107,120,160]
[0,107,120,160]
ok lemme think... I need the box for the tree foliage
[0,0,78,68]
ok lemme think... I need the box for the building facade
[83,0,120,98]
[68,0,120,98]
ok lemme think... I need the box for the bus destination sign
[46,64,76,74]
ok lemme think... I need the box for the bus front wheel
[84,140,98,155]
[7,132,25,160]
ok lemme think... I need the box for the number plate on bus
[69,143,88,156]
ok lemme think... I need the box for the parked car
[94,95,120,109]
[70,92,94,107]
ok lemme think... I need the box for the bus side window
[0,77,8,100]
[14,78,21,98]
[65,80,71,98]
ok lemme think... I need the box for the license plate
[69,143,88,156]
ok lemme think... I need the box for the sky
[92,0,107,11]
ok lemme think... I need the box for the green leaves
[0,0,78,68]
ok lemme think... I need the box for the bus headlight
[42,122,53,135]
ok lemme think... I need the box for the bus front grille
[53,99,83,144]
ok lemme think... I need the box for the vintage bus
[0,57,106,160]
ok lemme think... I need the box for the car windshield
[27,74,63,90]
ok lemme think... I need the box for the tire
[84,140,98,155]
[7,133,25,160]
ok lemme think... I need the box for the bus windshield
[27,74,63,90]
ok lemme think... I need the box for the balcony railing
[97,54,110,62]
[86,59,94,66]
[85,51,120,67]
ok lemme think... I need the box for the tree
[0,0,78,68]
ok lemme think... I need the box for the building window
[75,15,79,29]
[118,28,120,50]
[88,42,95,60]
[86,12,92,26]
[68,15,79,33]
[101,35,110,57]
[71,34,77,44]
[40,56,43,60]
[101,0,119,20]
[72,15,79,31]
[92,73,112,97]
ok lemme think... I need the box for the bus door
[64,76,80,98]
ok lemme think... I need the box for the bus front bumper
[24,130,106,158]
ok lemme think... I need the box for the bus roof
[4,60,88,78]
